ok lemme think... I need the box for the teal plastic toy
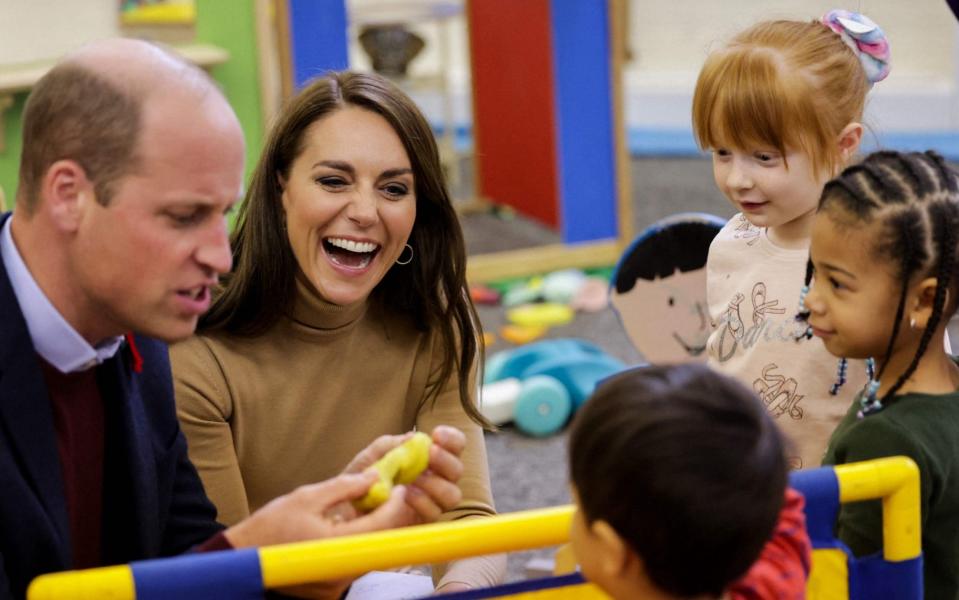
[482,339,625,436]
[513,376,572,437]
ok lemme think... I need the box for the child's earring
[795,285,813,340]
[857,357,882,418]
[909,316,917,329]
[829,358,848,395]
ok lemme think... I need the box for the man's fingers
[344,433,413,474]
[296,472,378,508]
[339,485,417,534]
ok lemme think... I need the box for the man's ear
[41,160,94,232]
[591,519,639,578]
[910,277,945,330]
[837,122,863,164]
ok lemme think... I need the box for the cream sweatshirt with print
[706,214,866,469]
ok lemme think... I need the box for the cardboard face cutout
[610,213,725,364]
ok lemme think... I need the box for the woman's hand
[406,426,465,522]
[341,425,466,523]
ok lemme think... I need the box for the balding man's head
[16,38,227,213]
[68,37,218,99]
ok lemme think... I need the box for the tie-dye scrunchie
[821,9,891,85]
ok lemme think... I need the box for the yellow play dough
[353,432,432,512]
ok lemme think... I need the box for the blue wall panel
[288,0,349,89]
[550,1,619,244]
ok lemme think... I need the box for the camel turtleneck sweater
[170,278,505,589]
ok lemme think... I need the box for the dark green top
[822,387,959,599]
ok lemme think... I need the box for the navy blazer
[0,213,222,599]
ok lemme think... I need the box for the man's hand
[223,471,419,599]
[223,470,414,549]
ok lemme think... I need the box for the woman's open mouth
[323,237,381,269]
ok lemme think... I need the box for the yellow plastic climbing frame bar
[27,457,921,598]
[259,505,574,587]
[835,456,921,561]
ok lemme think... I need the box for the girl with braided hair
[805,150,959,598]
[692,10,891,469]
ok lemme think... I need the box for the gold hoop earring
[396,243,414,265]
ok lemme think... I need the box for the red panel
[468,0,559,229]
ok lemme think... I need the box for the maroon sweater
[38,359,105,569]
[38,356,229,569]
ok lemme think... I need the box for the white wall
[627,0,959,132]
[0,0,120,66]
[4,1,956,135]
[345,0,959,135]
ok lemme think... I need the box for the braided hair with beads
[797,150,959,415]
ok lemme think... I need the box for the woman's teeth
[324,238,379,269]
[326,238,379,253]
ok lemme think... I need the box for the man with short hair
[0,38,465,599]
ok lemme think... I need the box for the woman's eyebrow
[380,168,413,179]
[313,160,354,174]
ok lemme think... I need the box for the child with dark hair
[568,364,810,599]
[801,150,959,598]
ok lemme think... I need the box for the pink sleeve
[727,488,812,599]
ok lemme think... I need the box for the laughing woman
[170,71,504,593]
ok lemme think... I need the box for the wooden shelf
[0,43,229,152]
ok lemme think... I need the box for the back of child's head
[810,150,959,400]
[692,13,883,177]
[568,363,788,597]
